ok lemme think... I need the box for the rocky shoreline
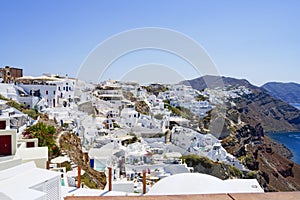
[222,124,300,191]
[265,133,294,160]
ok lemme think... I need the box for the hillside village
[0,66,286,199]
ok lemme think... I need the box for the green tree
[23,122,60,158]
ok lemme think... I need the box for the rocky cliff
[222,125,300,192]
[233,89,300,132]
[59,132,107,189]
[185,76,300,133]
[184,76,300,191]
[211,107,300,191]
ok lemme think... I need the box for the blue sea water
[268,132,300,165]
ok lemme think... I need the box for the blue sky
[0,0,299,86]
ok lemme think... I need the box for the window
[0,121,6,129]
[63,87,65,91]
[53,91,56,95]
[46,90,48,95]
[58,87,61,91]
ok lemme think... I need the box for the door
[0,135,12,155]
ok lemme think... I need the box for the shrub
[0,94,9,101]
[61,161,72,171]
[245,171,257,179]
[81,173,98,189]
[23,109,39,119]
[6,100,39,119]
[228,165,243,178]
[113,122,120,128]
[199,156,213,169]
[182,155,213,169]
[154,114,164,120]
[6,100,22,110]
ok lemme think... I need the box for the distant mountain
[181,75,256,91]
[262,82,300,103]
[183,76,300,133]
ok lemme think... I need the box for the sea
[267,103,300,165]
[278,103,300,165]
[268,132,300,165]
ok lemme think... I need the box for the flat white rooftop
[0,161,60,199]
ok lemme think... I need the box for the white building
[0,83,19,101]
[0,162,61,200]
[54,77,77,106]
[125,142,152,165]
[14,75,78,110]
[14,146,48,169]
[0,115,17,156]
[95,81,124,107]
[171,126,246,170]
[89,142,125,173]
[0,104,49,169]
[158,84,212,117]
[15,76,59,109]
[120,108,140,128]
[167,84,196,101]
